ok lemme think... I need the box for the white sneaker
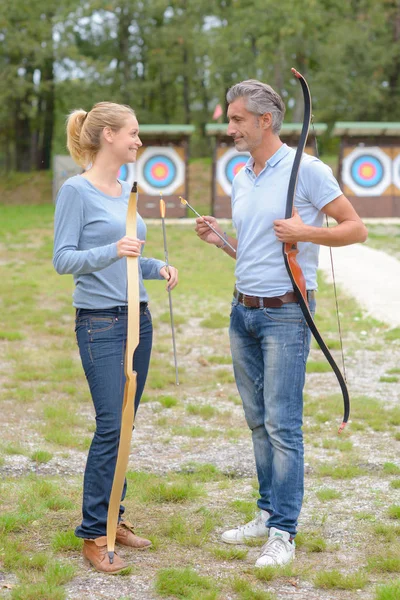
[255,527,295,567]
[221,510,269,544]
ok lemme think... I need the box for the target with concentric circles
[136,147,185,196]
[342,147,391,196]
[217,148,249,196]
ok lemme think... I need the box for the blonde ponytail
[66,110,88,167]
[66,102,136,168]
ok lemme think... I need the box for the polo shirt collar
[245,143,291,174]
[267,143,291,167]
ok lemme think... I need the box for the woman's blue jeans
[229,296,315,537]
[74,304,152,539]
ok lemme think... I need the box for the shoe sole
[255,551,295,568]
[221,535,268,545]
[83,556,130,574]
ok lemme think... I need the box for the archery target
[217,148,249,196]
[136,147,185,195]
[342,147,391,196]
[392,152,400,191]
[117,163,135,188]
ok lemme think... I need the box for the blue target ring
[350,155,384,188]
[225,155,247,183]
[143,156,176,188]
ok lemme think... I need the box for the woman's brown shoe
[116,520,152,549]
[83,536,128,573]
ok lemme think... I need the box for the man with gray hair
[195,79,367,567]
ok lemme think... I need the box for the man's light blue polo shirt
[232,144,342,296]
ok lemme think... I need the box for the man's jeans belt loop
[76,303,148,317]
[233,287,315,308]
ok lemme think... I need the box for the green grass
[374,580,400,600]
[31,450,53,463]
[366,223,400,262]
[52,530,83,552]
[388,505,400,519]
[367,553,400,573]
[215,368,235,383]
[10,582,66,600]
[186,403,217,419]
[0,330,25,341]
[141,480,204,504]
[295,531,327,552]
[314,569,368,589]
[321,438,353,451]
[230,500,257,522]
[316,488,342,501]
[306,360,332,373]
[383,463,400,475]
[181,463,227,482]
[380,375,399,383]
[155,567,219,599]
[159,311,187,326]
[157,395,179,408]
[211,546,248,560]
[200,312,230,329]
[254,564,294,581]
[231,577,275,600]
[317,462,368,479]
[0,512,37,534]
[373,524,400,543]
[2,444,27,456]
[384,328,400,341]
[159,513,214,548]
[208,355,232,364]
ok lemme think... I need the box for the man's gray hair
[226,79,286,134]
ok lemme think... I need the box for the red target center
[151,163,168,180]
[358,162,376,180]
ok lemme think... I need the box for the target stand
[334,122,400,217]
[206,123,326,218]
[134,125,194,217]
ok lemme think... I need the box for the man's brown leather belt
[233,287,315,308]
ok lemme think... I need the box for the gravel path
[319,242,400,327]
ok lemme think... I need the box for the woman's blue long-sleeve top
[53,175,165,308]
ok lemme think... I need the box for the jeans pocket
[88,317,115,334]
[262,304,304,323]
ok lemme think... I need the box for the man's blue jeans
[229,296,315,537]
[74,304,152,539]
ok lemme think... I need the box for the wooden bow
[106,182,140,563]
[283,68,350,433]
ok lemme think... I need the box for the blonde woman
[53,103,178,573]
